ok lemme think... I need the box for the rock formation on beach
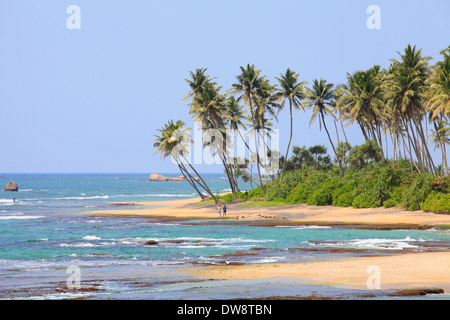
[3,181,19,191]
[149,173,198,181]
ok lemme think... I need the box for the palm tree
[426,46,450,119]
[305,78,344,176]
[335,66,386,156]
[225,96,249,150]
[185,71,238,199]
[153,120,218,203]
[426,46,450,175]
[228,64,267,192]
[384,44,435,173]
[429,120,449,175]
[181,68,217,103]
[275,68,307,181]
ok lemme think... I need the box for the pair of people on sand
[217,204,227,218]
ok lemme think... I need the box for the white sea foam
[59,242,100,248]
[313,237,420,250]
[86,220,102,223]
[276,225,332,230]
[0,215,44,220]
[114,193,196,198]
[82,235,101,240]
[249,257,287,264]
[57,195,110,200]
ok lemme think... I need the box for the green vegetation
[154,44,450,212]
[244,145,450,213]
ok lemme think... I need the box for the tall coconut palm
[429,120,449,175]
[228,64,267,192]
[384,44,435,173]
[153,120,218,203]
[225,96,250,150]
[426,46,450,119]
[185,72,238,199]
[335,66,386,156]
[305,78,344,176]
[181,68,217,103]
[426,46,450,175]
[275,68,307,181]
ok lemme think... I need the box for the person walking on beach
[245,190,248,201]
[222,204,227,218]
[217,205,222,218]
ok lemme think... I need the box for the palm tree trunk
[180,155,219,203]
[280,104,293,181]
[321,111,344,177]
[248,96,265,193]
[219,151,238,199]
[340,121,349,144]
[177,164,208,200]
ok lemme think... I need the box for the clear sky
[0,0,449,173]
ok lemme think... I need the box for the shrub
[332,184,354,206]
[306,187,333,206]
[383,186,404,208]
[286,182,311,204]
[265,170,307,201]
[352,193,381,208]
[421,191,450,214]
[402,173,434,211]
[334,191,354,207]
[305,179,342,206]
[248,186,266,199]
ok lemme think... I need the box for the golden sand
[93,196,450,293]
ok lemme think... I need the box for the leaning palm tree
[384,44,435,173]
[305,78,344,176]
[153,119,219,203]
[275,68,307,181]
[186,74,239,199]
[335,66,386,155]
[181,68,217,103]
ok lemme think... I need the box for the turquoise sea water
[0,174,449,300]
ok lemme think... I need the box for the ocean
[0,173,449,300]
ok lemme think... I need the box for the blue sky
[0,0,449,173]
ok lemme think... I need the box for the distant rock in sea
[149,173,198,181]
[4,181,19,191]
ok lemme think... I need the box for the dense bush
[383,186,405,208]
[286,182,311,204]
[266,170,304,201]
[333,191,354,207]
[401,173,434,211]
[421,191,450,214]
[247,186,266,199]
[307,187,333,206]
[306,180,342,206]
[243,156,447,214]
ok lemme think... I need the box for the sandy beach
[94,197,450,295]
[99,196,450,227]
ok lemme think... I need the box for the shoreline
[93,195,450,229]
[91,196,450,295]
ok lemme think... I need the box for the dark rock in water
[143,240,158,246]
[3,181,18,191]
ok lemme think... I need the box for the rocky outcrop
[149,174,198,181]
[3,181,18,191]
[143,240,158,246]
